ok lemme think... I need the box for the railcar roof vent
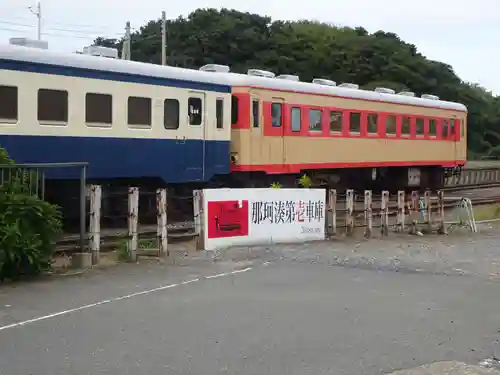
[276,74,300,81]
[199,64,230,73]
[398,91,415,97]
[10,37,48,50]
[421,94,440,100]
[312,78,337,86]
[339,83,359,89]
[247,69,275,78]
[374,87,395,94]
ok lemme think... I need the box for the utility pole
[28,1,41,40]
[122,21,131,60]
[161,11,167,65]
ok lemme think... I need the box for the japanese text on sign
[251,199,324,225]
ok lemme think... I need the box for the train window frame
[442,119,449,138]
[349,112,361,134]
[37,88,68,125]
[415,117,425,137]
[329,111,342,133]
[164,98,180,130]
[428,119,437,137]
[127,96,151,128]
[401,116,411,136]
[0,85,18,123]
[216,98,224,129]
[252,99,259,128]
[291,107,301,132]
[85,92,112,127]
[367,113,378,134]
[271,103,282,127]
[309,109,322,132]
[231,95,239,126]
[385,115,396,136]
[188,97,203,126]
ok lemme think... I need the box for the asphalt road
[1,230,500,375]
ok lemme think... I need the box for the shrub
[0,148,62,281]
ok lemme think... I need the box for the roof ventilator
[199,64,230,73]
[374,87,395,94]
[312,78,337,86]
[276,74,300,81]
[247,69,275,78]
[421,94,440,100]
[339,83,359,89]
[398,91,415,97]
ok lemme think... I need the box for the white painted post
[364,190,372,238]
[345,189,354,235]
[328,189,337,236]
[437,190,446,234]
[88,184,101,265]
[195,190,205,250]
[381,190,389,236]
[410,191,419,234]
[156,188,168,257]
[127,187,139,262]
[396,191,405,232]
[424,190,432,232]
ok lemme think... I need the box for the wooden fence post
[410,191,419,234]
[345,189,354,235]
[127,187,139,262]
[328,189,337,236]
[424,190,432,233]
[437,190,446,234]
[396,191,405,232]
[156,188,168,257]
[364,190,372,238]
[381,190,389,236]
[88,184,101,265]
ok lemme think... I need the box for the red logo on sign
[207,200,249,239]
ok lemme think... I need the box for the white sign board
[202,188,326,251]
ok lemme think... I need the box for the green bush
[0,147,62,281]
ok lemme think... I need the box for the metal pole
[125,21,131,60]
[161,11,166,65]
[36,1,41,41]
[80,165,87,252]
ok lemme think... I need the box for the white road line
[0,265,255,332]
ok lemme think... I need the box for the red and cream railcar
[228,72,466,191]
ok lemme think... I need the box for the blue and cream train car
[0,44,232,184]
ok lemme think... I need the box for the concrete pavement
[1,230,500,374]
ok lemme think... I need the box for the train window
[0,85,17,122]
[271,103,282,127]
[386,115,396,135]
[127,96,151,127]
[252,99,259,127]
[164,99,179,130]
[38,89,68,123]
[349,112,361,133]
[216,98,224,129]
[401,116,411,135]
[291,107,301,132]
[85,93,112,126]
[428,119,437,136]
[231,95,239,125]
[329,111,342,132]
[415,118,424,136]
[367,113,378,134]
[309,109,322,131]
[188,97,202,125]
[442,119,449,137]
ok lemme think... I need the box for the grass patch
[473,204,500,221]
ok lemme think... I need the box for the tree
[94,8,499,158]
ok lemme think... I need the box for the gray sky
[1,0,498,95]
